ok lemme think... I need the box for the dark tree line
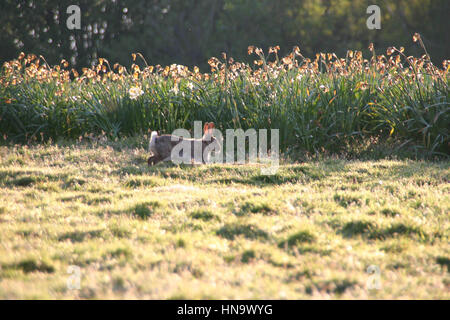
[1,0,449,70]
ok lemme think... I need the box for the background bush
[0,0,449,70]
[1,41,448,157]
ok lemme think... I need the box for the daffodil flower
[129,87,144,100]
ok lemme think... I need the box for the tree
[0,0,448,70]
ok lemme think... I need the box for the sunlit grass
[0,140,448,299]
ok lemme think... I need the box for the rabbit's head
[203,122,222,156]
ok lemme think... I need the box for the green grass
[0,139,448,299]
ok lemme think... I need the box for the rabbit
[148,122,220,166]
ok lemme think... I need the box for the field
[0,36,449,299]
[0,140,448,299]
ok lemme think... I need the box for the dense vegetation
[1,35,449,157]
[1,0,449,69]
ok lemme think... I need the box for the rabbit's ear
[208,123,213,134]
[203,122,209,134]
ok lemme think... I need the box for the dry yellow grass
[0,140,448,299]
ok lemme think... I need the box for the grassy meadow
[0,139,448,299]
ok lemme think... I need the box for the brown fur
[148,123,219,166]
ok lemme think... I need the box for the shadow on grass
[2,258,55,274]
[143,158,449,188]
[96,201,167,220]
[307,279,357,295]
[234,200,277,216]
[190,209,219,221]
[145,163,331,187]
[279,230,316,248]
[216,223,269,241]
[339,220,433,241]
[58,229,106,242]
[0,170,69,187]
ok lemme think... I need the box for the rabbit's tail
[149,131,158,153]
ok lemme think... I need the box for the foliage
[0,0,449,69]
[1,36,448,157]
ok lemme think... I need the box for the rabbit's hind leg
[148,155,163,166]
